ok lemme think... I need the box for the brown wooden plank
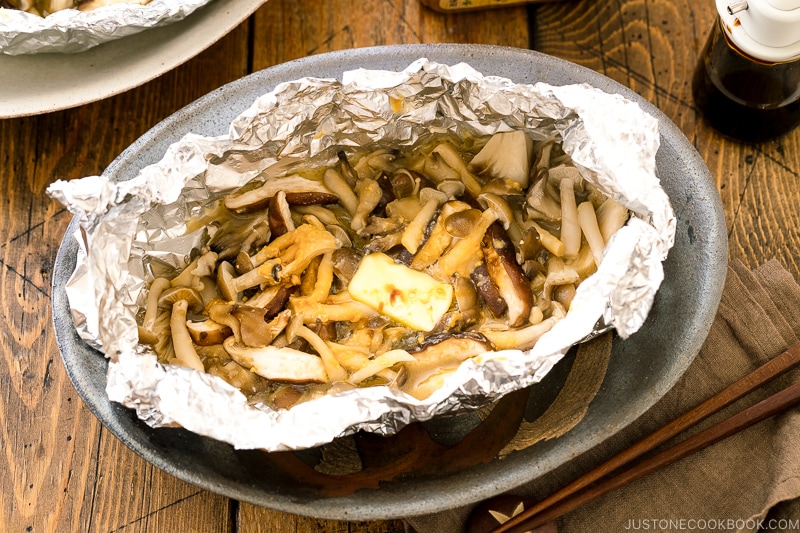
[0,20,249,533]
[251,0,531,71]
[534,0,800,274]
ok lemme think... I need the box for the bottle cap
[718,0,800,62]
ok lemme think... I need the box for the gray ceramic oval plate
[52,44,728,521]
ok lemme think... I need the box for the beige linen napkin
[406,259,800,533]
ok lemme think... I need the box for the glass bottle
[692,0,800,142]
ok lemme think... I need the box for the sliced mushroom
[469,262,508,319]
[430,142,484,198]
[482,222,533,327]
[526,171,562,223]
[224,175,338,214]
[223,337,328,383]
[268,191,296,238]
[186,319,233,346]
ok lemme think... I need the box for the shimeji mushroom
[401,188,449,254]
[429,142,483,198]
[157,288,205,372]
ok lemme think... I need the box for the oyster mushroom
[222,337,328,383]
[433,275,481,333]
[250,223,339,286]
[482,223,533,327]
[224,175,338,214]
[480,316,558,351]
[323,168,359,216]
[401,332,493,400]
[351,178,383,234]
[233,307,291,347]
[468,130,533,188]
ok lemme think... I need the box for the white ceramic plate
[0,0,267,118]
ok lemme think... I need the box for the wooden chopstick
[492,342,800,533]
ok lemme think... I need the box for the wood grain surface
[2,0,798,532]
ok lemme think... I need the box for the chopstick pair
[491,342,800,533]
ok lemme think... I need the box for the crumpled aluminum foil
[47,59,676,452]
[0,0,213,55]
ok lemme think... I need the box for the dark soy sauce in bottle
[692,0,800,142]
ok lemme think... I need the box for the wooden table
[2,0,798,531]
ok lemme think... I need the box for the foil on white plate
[0,0,213,55]
[47,59,676,452]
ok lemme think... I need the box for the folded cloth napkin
[405,259,800,533]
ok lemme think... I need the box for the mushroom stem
[560,176,580,260]
[480,316,557,351]
[577,201,606,268]
[142,277,171,331]
[170,300,205,372]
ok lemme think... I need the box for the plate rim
[0,0,267,118]
[51,43,728,520]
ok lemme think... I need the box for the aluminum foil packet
[47,58,676,452]
[0,0,213,55]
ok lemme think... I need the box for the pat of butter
[348,252,454,332]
